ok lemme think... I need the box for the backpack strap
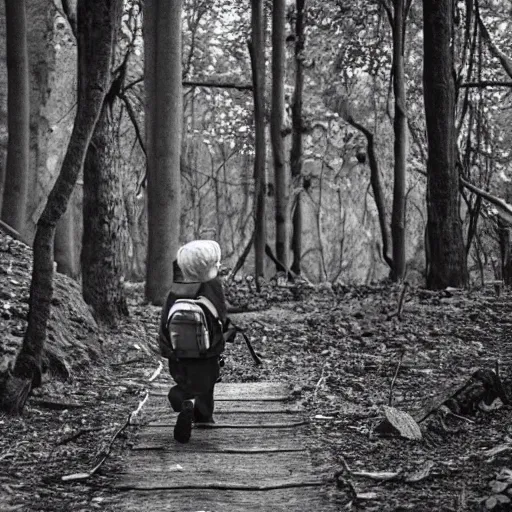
[195,296,220,320]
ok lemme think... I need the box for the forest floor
[1,274,512,511]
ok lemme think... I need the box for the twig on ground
[314,363,328,400]
[148,361,163,382]
[387,282,410,321]
[60,358,156,483]
[55,427,105,446]
[30,399,84,410]
[388,350,405,406]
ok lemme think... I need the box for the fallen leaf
[485,496,498,510]
[404,460,435,483]
[496,468,512,482]
[375,406,422,440]
[490,481,509,494]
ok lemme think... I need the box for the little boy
[158,240,228,443]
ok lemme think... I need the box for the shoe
[174,399,194,443]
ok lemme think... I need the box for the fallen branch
[413,368,510,424]
[0,220,29,246]
[56,427,104,446]
[29,399,84,410]
[60,359,158,483]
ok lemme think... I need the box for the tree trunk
[271,0,288,269]
[144,0,183,305]
[250,0,267,281]
[54,197,79,278]
[344,115,393,270]
[0,0,121,414]
[82,103,128,325]
[390,0,407,281]
[1,0,30,233]
[290,0,305,276]
[423,0,467,289]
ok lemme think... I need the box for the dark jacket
[159,277,228,359]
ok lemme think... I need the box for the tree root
[0,371,32,415]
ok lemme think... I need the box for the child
[158,240,228,443]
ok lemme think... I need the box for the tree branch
[475,0,512,79]
[459,80,512,88]
[183,80,253,90]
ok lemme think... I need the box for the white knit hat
[177,240,221,282]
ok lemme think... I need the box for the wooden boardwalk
[111,382,337,511]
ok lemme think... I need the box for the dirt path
[105,381,338,511]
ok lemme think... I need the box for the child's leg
[167,358,193,412]
[192,358,220,422]
[168,357,220,420]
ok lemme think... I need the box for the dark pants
[167,356,220,422]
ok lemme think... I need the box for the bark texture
[144,0,183,305]
[271,0,288,268]
[82,103,128,325]
[390,0,407,281]
[0,0,121,414]
[54,200,79,278]
[250,0,267,281]
[423,0,467,289]
[290,0,305,276]
[1,0,30,232]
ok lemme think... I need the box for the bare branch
[459,80,512,88]
[475,0,512,79]
[183,80,253,90]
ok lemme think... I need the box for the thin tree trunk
[144,0,183,305]
[250,0,266,282]
[345,116,393,270]
[423,0,467,288]
[82,103,128,325]
[1,0,30,233]
[0,0,121,414]
[271,0,288,268]
[290,0,305,275]
[390,0,407,281]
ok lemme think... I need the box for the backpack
[166,296,224,359]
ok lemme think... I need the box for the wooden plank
[123,449,313,469]
[115,476,327,491]
[149,400,299,414]
[149,391,290,401]
[113,452,318,489]
[147,412,305,427]
[150,381,290,401]
[106,487,338,512]
[133,427,308,452]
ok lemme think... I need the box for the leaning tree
[0,0,122,414]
